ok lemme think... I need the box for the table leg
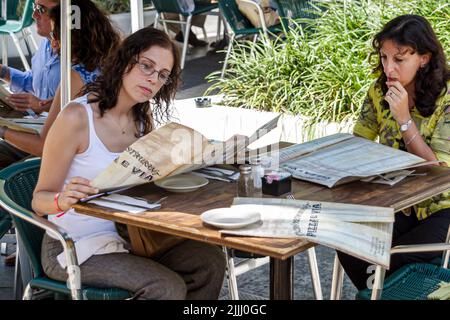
[270,257,293,300]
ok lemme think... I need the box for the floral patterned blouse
[353,80,450,220]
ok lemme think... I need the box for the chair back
[275,0,318,19]
[0,0,20,20]
[218,0,254,33]
[151,0,184,14]
[356,263,450,300]
[274,0,320,30]
[19,0,35,29]
[0,159,45,278]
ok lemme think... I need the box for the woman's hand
[385,81,410,124]
[57,177,99,211]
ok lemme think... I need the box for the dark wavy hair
[49,0,121,72]
[372,14,450,117]
[81,27,181,136]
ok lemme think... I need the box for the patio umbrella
[60,0,71,107]
[131,0,144,32]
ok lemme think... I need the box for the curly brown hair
[49,0,121,72]
[372,15,450,117]
[81,27,181,136]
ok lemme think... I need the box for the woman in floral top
[338,14,450,290]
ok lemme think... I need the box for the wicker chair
[330,226,450,300]
[0,159,132,300]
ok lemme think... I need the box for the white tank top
[47,95,127,265]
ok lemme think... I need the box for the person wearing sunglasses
[0,0,60,168]
[0,0,120,158]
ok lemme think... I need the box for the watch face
[400,119,411,132]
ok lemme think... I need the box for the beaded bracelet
[405,131,419,146]
[54,193,66,217]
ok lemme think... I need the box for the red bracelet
[54,193,66,217]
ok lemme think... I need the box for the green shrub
[92,0,130,14]
[206,0,450,125]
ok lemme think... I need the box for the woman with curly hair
[32,27,226,300]
[337,14,450,290]
[0,0,121,157]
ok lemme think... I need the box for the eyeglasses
[32,3,48,15]
[135,59,172,85]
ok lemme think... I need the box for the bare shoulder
[56,101,88,131]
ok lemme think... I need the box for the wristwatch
[399,118,412,132]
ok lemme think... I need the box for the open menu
[263,133,434,188]
[90,116,280,192]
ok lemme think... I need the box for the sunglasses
[32,3,49,15]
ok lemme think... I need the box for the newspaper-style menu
[0,117,42,134]
[267,133,432,188]
[0,82,14,110]
[221,198,394,268]
[91,117,280,192]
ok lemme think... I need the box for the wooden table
[74,165,450,300]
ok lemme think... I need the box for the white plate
[201,208,261,229]
[154,173,209,193]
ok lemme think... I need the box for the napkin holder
[262,171,292,196]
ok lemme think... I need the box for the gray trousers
[41,233,226,300]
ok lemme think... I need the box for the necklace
[109,113,127,135]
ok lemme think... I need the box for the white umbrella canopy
[131,0,144,32]
[60,0,71,107]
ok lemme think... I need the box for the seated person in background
[0,0,60,168]
[0,0,121,158]
[32,27,226,300]
[337,14,450,290]
[236,0,279,28]
[163,0,212,47]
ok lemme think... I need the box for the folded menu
[88,194,160,214]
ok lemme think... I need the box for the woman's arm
[3,71,85,157]
[401,121,439,162]
[386,81,440,162]
[32,102,98,216]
